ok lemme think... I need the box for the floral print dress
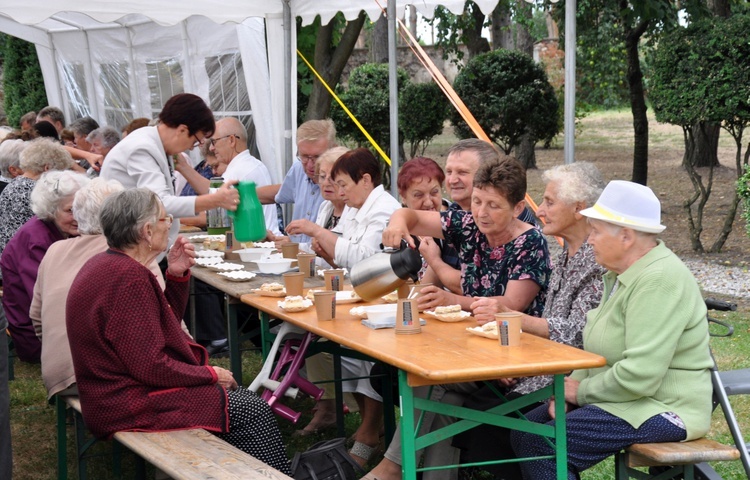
[440,209,551,317]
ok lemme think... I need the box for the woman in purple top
[1,171,89,362]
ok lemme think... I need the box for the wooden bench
[59,396,292,480]
[615,438,740,480]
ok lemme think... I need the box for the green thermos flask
[229,181,267,242]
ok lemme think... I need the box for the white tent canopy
[0,1,505,183]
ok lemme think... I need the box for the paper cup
[283,272,305,297]
[397,280,415,299]
[495,312,522,346]
[314,290,336,320]
[297,253,316,277]
[396,299,421,335]
[324,269,344,291]
[281,242,300,259]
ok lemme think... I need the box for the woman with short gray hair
[85,127,121,177]
[1,171,89,363]
[0,139,27,194]
[65,188,290,473]
[0,138,74,257]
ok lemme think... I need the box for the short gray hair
[447,139,502,166]
[73,178,125,234]
[542,162,605,207]
[86,126,121,149]
[19,138,74,175]
[68,117,99,136]
[100,188,162,250]
[37,106,65,126]
[31,171,90,221]
[0,139,28,178]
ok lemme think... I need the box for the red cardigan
[66,250,228,438]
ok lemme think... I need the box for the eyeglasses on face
[208,135,237,147]
[158,214,174,226]
[192,134,206,148]
[299,154,320,164]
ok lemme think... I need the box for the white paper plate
[195,250,224,259]
[208,262,244,272]
[424,309,472,323]
[217,271,257,282]
[277,298,313,312]
[466,321,499,339]
[195,257,223,267]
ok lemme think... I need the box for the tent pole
[282,0,293,223]
[387,0,399,198]
[563,0,576,164]
[283,1,293,174]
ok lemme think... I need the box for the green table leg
[398,370,417,480]
[226,295,242,384]
[259,311,272,360]
[553,374,568,479]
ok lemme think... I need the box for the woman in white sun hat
[511,180,713,479]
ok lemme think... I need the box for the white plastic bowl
[362,304,398,321]
[255,257,295,274]
[235,248,276,262]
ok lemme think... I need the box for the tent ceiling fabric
[0,1,501,28]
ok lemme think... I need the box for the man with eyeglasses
[175,117,280,235]
[256,119,336,243]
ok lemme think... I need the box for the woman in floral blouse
[383,155,550,316]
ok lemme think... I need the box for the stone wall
[340,44,467,86]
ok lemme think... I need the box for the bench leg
[56,396,68,480]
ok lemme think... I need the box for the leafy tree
[450,49,559,161]
[297,13,366,122]
[331,63,409,150]
[651,14,750,252]
[2,35,47,127]
[330,63,411,189]
[399,82,449,157]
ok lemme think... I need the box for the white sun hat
[579,180,666,234]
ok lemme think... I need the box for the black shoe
[206,340,229,358]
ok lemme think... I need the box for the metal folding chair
[694,300,750,479]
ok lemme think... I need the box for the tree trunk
[708,0,731,18]
[515,132,537,169]
[464,6,490,58]
[514,0,534,56]
[490,3,514,50]
[683,122,721,168]
[408,6,418,38]
[305,13,366,121]
[623,14,650,185]
[370,14,389,64]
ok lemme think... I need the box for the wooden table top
[191,262,325,298]
[241,292,606,387]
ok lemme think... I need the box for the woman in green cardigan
[511,180,713,480]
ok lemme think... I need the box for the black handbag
[290,438,365,480]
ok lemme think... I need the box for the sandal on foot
[292,419,336,437]
[360,474,382,480]
[349,441,377,466]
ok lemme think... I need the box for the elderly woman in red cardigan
[66,188,290,473]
